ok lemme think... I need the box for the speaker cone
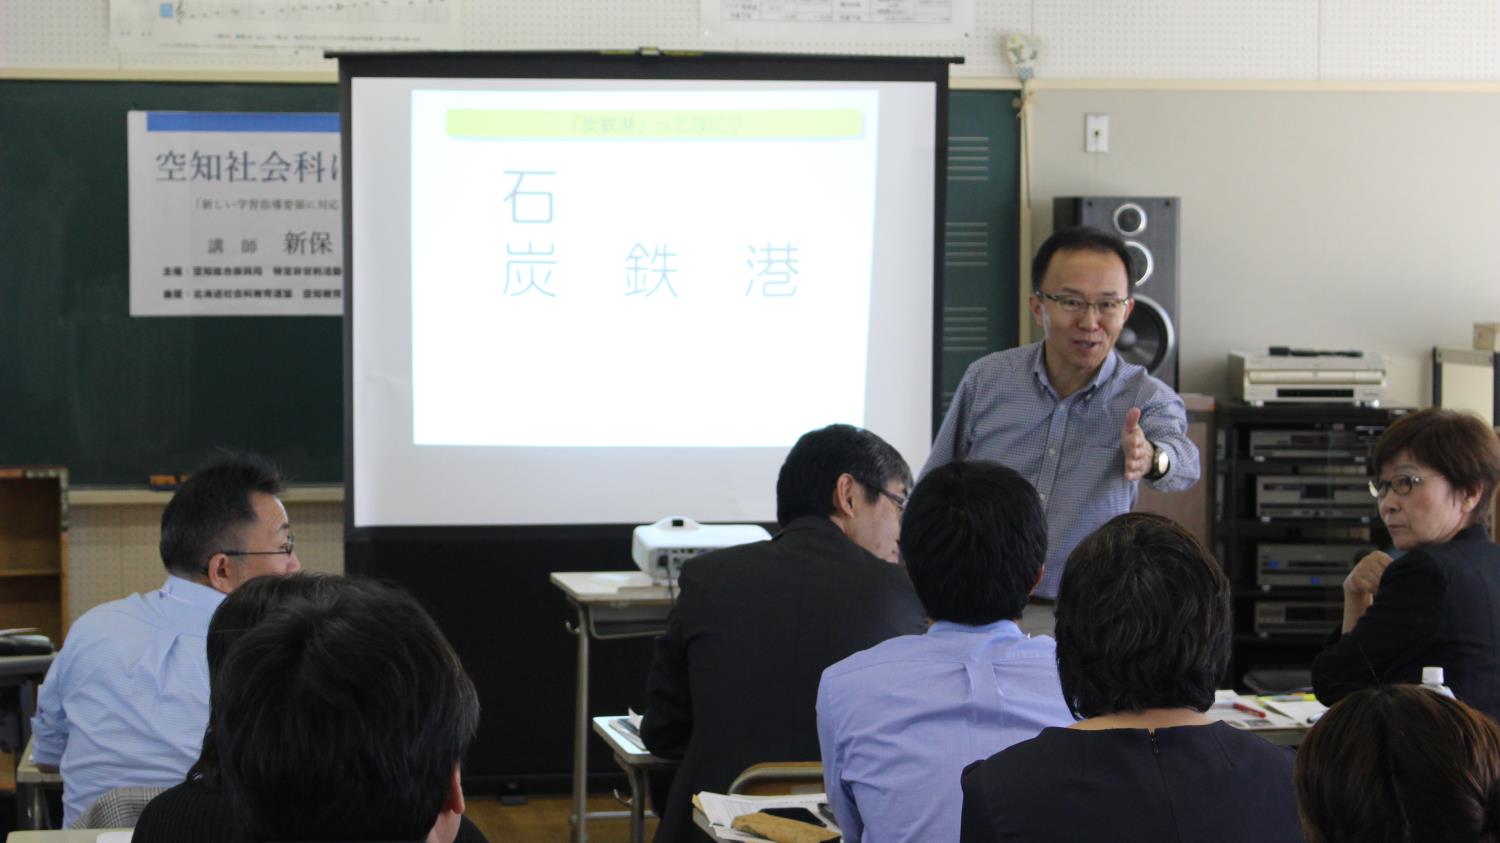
[1115,294,1175,375]
[1123,241,1154,287]
[1113,202,1147,236]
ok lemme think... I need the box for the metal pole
[570,602,591,843]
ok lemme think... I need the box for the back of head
[192,572,343,784]
[214,579,480,841]
[1031,225,1134,290]
[1371,407,1500,527]
[775,424,911,527]
[159,453,283,579]
[1054,512,1229,719]
[1297,685,1500,843]
[901,460,1046,624]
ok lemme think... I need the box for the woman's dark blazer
[1313,524,1500,722]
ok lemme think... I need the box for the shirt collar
[927,618,1026,638]
[161,574,229,611]
[1029,342,1119,400]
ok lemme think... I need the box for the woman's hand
[1342,550,1394,632]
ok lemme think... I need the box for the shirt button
[1048,448,1056,455]
[1039,493,1047,501]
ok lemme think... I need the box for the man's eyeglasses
[217,535,296,558]
[855,479,907,514]
[1035,291,1130,318]
[1369,475,1426,498]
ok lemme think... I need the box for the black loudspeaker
[1053,196,1180,389]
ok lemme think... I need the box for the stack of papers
[694,792,839,842]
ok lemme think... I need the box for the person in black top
[1297,684,1500,843]
[959,513,1302,843]
[641,424,928,842]
[1312,407,1500,720]
[135,574,487,843]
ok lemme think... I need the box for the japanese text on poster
[127,111,342,317]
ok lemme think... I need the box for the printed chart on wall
[409,88,879,448]
[109,0,458,53]
[701,0,973,39]
[127,111,343,316]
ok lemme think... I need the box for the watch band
[1144,443,1169,481]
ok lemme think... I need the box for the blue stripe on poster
[146,112,339,133]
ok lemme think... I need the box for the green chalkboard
[0,81,343,484]
[0,81,1017,485]
[939,90,1022,422]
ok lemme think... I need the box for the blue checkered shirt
[922,343,1200,599]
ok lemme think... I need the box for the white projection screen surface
[344,54,946,528]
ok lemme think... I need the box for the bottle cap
[1422,666,1446,685]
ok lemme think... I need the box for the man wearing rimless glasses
[31,454,301,827]
[923,226,1200,635]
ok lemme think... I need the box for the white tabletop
[7,831,131,843]
[550,571,676,605]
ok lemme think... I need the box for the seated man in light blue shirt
[30,454,301,826]
[816,460,1073,843]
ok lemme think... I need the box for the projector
[632,516,771,583]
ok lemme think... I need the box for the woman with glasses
[1312,407,1500,721]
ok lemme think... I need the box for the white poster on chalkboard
[127,111,343,317]
[110,0,459,55]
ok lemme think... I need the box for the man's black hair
[1031,225,1136,292]
[901,460,1046,624]
[188,572,344,786]
[214,579,480,841]
[1054,512,1230,719]
[775,424,911,528]
[158,453,283,578]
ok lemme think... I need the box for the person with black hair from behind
[211,575,481,842]
[959,513,1301,843]
[133,573,491,843]
[1296,684,1500,843]
[817,461,1072,843]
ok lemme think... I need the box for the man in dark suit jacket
[641,424,929,842]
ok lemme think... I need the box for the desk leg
[18,676,45,830]
[628,767,647,843]
[569,602,590,843]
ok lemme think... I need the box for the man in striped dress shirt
[922,226,1199,635]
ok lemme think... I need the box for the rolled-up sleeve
[1138,387,1199,493]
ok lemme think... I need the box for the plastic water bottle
[1421,666,1457,699]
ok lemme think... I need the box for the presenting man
[642,424,928,843]
[818,460,1073,843]
[30,454,301,826]
[923,226,1199,633]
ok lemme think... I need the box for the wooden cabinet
[0,467,69,645]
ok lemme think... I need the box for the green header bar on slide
[445,109,863,139]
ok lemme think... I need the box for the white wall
[8,1,1500,81]
[1027,88,1500,405]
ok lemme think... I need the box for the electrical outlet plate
[1085,113,1109,153]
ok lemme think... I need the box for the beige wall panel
[1027,88,1500,407]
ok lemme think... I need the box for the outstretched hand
[1122,407,1152,481]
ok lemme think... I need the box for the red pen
[1232,701,1267,718]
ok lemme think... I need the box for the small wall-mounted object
[1475,322,1500,352]
[1433,347,1496,426]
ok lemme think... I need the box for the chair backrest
[728,761,824,796]
[72,785,170,829]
